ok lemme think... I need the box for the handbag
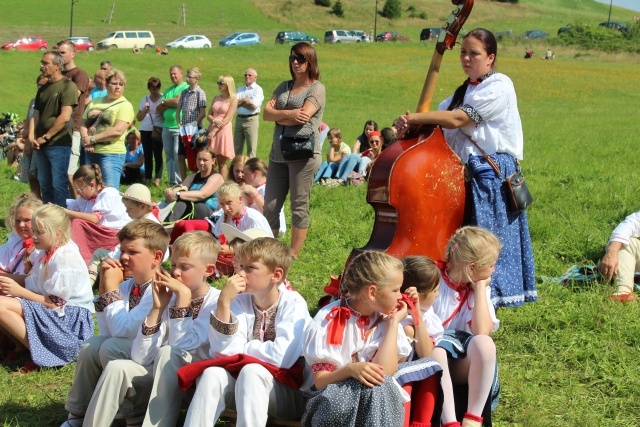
[279,81,314,161]
[463,133,533,213]
[148,97,163,142]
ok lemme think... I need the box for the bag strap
[461,132,502,177]
[148,97,157,128]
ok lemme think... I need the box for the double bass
[349,0,474,265]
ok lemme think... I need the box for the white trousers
[615,237,640,293]
[184,363,306,427]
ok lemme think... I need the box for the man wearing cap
[57,40,90,197]
[234,68,263,158]
[30,51,78,207]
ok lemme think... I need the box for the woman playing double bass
[395,28,536,308]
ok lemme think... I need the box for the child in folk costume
[65,164,131,264]
[302,251,442,427]
[62,220,170,427]
[0,205,94,373]
[431,226,501,427]
[79,232,221,427]
[179,237,311,426]
[242,157,286,237]
[0,193,42,276]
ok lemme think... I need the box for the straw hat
[220,223,270,243]
[119,183,156,206]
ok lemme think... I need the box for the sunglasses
[289,55,307,64]
[244,74,254,77]
[217,81,225,85]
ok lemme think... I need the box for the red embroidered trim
[311,363,336,373]
[49,295,67,308]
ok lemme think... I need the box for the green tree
[332,0,344,17]
[382,0,402,19]
[314,0,331,7]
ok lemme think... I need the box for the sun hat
[119,183,156,206]
[220,223,270,243]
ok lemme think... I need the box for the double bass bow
[349,0,474,265]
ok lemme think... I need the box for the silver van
[97,31,155,50]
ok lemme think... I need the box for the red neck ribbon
[325,304,351,345]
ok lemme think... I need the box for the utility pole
[607,0,613,26]
[70,0,79,37]
[374,0,380,41]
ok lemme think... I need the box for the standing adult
[394,28,536,308]
[135,77,164,187]
[30,51,78,207]
[263,42,325,259]
[100,61,112,73]
[81,70,135,188]
[206,75,237,179]
[57,40,90,198]
[234,68,264,158]
[157,65,188,186]
[88,70,107,102]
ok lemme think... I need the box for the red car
[1,36,48,51]
[375,32,410,42]
[65,37,96,51]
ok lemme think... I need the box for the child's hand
[0,277,22,297]
[154,268,187,293]
[403,287,420,304]
[470,277,491,293]
[348,362,385,387]
[219,274,246,305]
[151,280,173,310]
[387,299,408,323]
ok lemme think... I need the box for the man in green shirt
[157,65,188,186]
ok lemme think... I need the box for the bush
[381,0,402,19]
[555,22,639,53]
[314,0,331,7]
[332,0,344,17]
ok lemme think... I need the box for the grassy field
[1,0,640,426]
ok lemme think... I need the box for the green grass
[2,0,640,425]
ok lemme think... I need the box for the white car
[166,35,212,48]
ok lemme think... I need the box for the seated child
[87,183,159,286]
[62,219,170,427]
[431,226,501,427]
[0,204,94,373]
[65,164,132,265]
[0,193,42,276]
[242,157,286,237]
[302,251,442,427]
[179,237,311,426]
[313,127,350,185]
[79,231,221,427]
[332,131,383,186]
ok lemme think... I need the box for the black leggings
[140,130,164,180]
[167,201,214,222]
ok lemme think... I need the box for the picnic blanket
[541,264,640,290]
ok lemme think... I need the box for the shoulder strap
[461,132,501,176]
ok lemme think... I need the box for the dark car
[1,36,48,51]
[420,28,441,41]
[599,21,627,31]
[376,32,410,42]
[275,31,318,45]
[519,30,549,40]
[65,37,95,51]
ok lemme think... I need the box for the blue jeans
[162,127,181,186]
[336,154,360,181]
[313,161,338,182]
[35,145,72,207]
[86,152,125,188]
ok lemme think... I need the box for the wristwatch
[161,100,165,105]
[176,191,181,200]
[90,136,96,145]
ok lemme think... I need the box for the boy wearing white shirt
[62,220,169,427]
[78,231,220,427]
[183,237,310,427]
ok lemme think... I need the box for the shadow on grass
[1,401,67,427]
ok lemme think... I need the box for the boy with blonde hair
[62,219,169,427]
[180,237,311,426]
[80,231,221,427]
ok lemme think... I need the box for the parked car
[376,32,410,42]
[166,35,212,48]
[349,30,371,42]
[97,31,155,50]
[275,31,318,44]
[420,28,441,41]
[219,32,261,47]
[599,21,627,31]
[1,36,48,51]
[519,30,549,40]
[65,36,95,51]
[324,30,361,43]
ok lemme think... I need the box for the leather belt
[237,113,259,118]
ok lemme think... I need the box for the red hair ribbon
[401,293,420,326]
[325,305,351,345]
